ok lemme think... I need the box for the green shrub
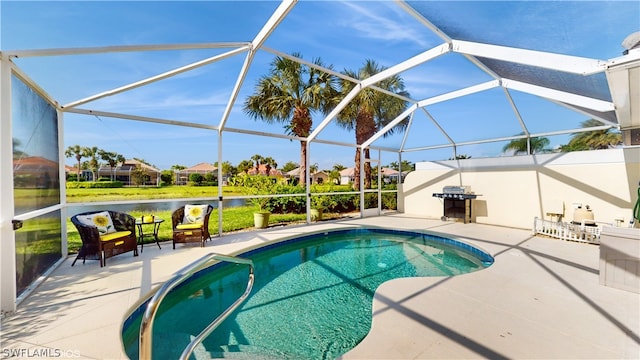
[66,181,123,189]
[204,172,217,185]
[160,170,173,185]
[268,184,305,213]
[189,173,204,185]
[382,192,397,210]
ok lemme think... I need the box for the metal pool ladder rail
[139,253,255,360]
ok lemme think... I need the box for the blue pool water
[122,228,493,360]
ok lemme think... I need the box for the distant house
[176,162,217,185]
[380,167,400,183]
[13,156,60,188]
[285,167,330,184]
[97,159,160,186]
[339,167,355,185]
[247,164,283,177]
[340,167,404,185]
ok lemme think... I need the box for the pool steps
[138,253,254,360]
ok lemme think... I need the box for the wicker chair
[71,210,138,267]
[171,204,213,249]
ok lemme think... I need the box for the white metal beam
[0,54,17,312]
[503,88,531,154]
[64,108,219,130]
[398,112,415,152]
[217,51,254,130]
[5,42,251,59]
[362,103,418,148]
[251,0,297,50]
[551,101,619,127]
[309,43,450,143]
[218,0,297,131]
[452,40,607,76]
[417,80,499,107]
[420,108,455,146]
[263,46,354,82]
[395,0,452,43]
[401,125,614,153]
[502,78,615,112]
[397,1,502,82]
[361,43,450,88]
[10,61,60,110]
[263,46,417,105]
[307,84,361,142]
[63,46,249,109]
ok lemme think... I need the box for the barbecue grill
[432,186,479,223]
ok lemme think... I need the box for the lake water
[67,198,247,215]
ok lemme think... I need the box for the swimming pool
[122,228,493,359]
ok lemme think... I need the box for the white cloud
[336,2,432,48]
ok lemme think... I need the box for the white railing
[533,217,602,244]
[139,253,254,360]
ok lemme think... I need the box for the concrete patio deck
[1,214,638,359]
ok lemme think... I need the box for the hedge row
[66,181,123,189]
[264,184,397,213]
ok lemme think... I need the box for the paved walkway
[1,214,638,359]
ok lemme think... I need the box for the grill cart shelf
[433,186,479,224]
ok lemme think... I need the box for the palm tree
[262,157,277,176]
[237,159,254,174]
[216,161,236,178]
[98,150,125,181]
[336,60,410,190]
[502,133,550,155]
[281,161,299,173]
[251,154,263,174]
[560,119,622,151]
[13,138,27,160]
[65,145,88,180]
[84,146,100,181]
[244,53,339,184]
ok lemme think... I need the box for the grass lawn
[65,184,352,253]
[67,186,338,253]
[66,185,244,202]
[66,207,336,253]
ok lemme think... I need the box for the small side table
[546,212,563,223]
[136,218,164,252]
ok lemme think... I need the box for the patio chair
[71,210,138,267]
[172,204,213,248]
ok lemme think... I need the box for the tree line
[502,119,622,155]
[243,55,409,190]
[169,154,410,187]
[66,53,621,187]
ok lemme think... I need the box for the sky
[2,1,638,172]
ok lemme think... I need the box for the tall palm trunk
[75,155,82,179]
[292,106,312,184]
[353,111,375,190]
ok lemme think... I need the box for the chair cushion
[100,230,132,242]
[176,223,203,230]
[77,211,116,235]
[183,205,208,224]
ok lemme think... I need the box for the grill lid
[442,186,470,194]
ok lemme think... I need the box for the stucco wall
[399,148,640,229]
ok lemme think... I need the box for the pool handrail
[138,253,254,360]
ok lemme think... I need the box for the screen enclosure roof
[2,0,639,163]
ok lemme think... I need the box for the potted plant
[310,194,336,221]
[245,175,275,229]
[310,195,326,222]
